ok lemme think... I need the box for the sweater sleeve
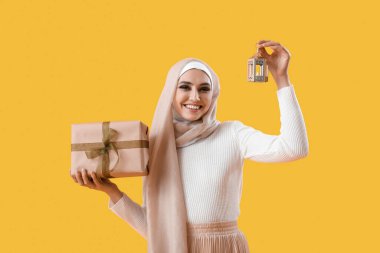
[108,192,147,240]
[233,84,309,162]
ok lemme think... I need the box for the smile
[183,104,202,110]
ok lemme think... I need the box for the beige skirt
[187,220,250,253]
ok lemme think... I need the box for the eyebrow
[178,81,211,87]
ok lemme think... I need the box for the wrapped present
[71,121,149,178]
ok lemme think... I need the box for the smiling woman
[173,69,213,122]
[74,41,309,253]
[106,53,308,252]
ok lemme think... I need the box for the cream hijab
[142,57,221,253]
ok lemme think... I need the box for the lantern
[247,48,268,82]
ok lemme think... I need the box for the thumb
[258,47,270,58]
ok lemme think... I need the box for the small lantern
[247,49,268,82]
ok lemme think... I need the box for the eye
[200,87,210,92]
[179,85,190,90]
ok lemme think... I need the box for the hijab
[142,57,221,253]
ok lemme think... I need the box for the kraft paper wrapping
[71,121,149,178]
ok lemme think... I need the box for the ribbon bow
[85,122,119,178]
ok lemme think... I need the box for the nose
[190,89,200,101]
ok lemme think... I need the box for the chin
[182,114,203,122]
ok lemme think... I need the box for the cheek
[173,91,179,103]
[203,95,213,108]
[173,93,184,108]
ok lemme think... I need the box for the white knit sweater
[108,84,309,239]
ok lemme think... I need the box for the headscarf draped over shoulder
[142,57,221,253]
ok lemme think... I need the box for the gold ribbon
[71,121,149,178]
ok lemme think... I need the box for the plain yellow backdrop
[1,0,379,252]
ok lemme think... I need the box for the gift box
[71,121,149,178]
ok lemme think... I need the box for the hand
[71,168,119,194]
[254,40,291,81]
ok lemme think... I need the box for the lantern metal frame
[247,56,268,82]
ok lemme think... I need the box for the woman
[71,39,309,253]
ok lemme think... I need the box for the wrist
[105,186,121,196]
[274,75,291,90]
[107,188,123,204]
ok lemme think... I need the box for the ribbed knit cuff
[276,84,301,113]
[108,192,126,209]
[276,84,294,96]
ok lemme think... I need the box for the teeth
[185,104,201,110]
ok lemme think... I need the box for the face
[173,69,213,122]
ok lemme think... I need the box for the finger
[258,44,281,50]
[71,174,78,183]
[70,168,77,182]
[82,169,94,188]
[258,42,281,51]
[253,49,268,59]
[76,170,84,185]
[257,40,271,45]
[91,171,102,186]
[86,171,97,188]
[281,45,291,57]
[257,40,278,46]
[258,47,270,57]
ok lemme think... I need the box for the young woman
[71,39,309,253]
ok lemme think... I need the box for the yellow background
[1,0,379,252]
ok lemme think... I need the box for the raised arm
[233,84,309,162]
